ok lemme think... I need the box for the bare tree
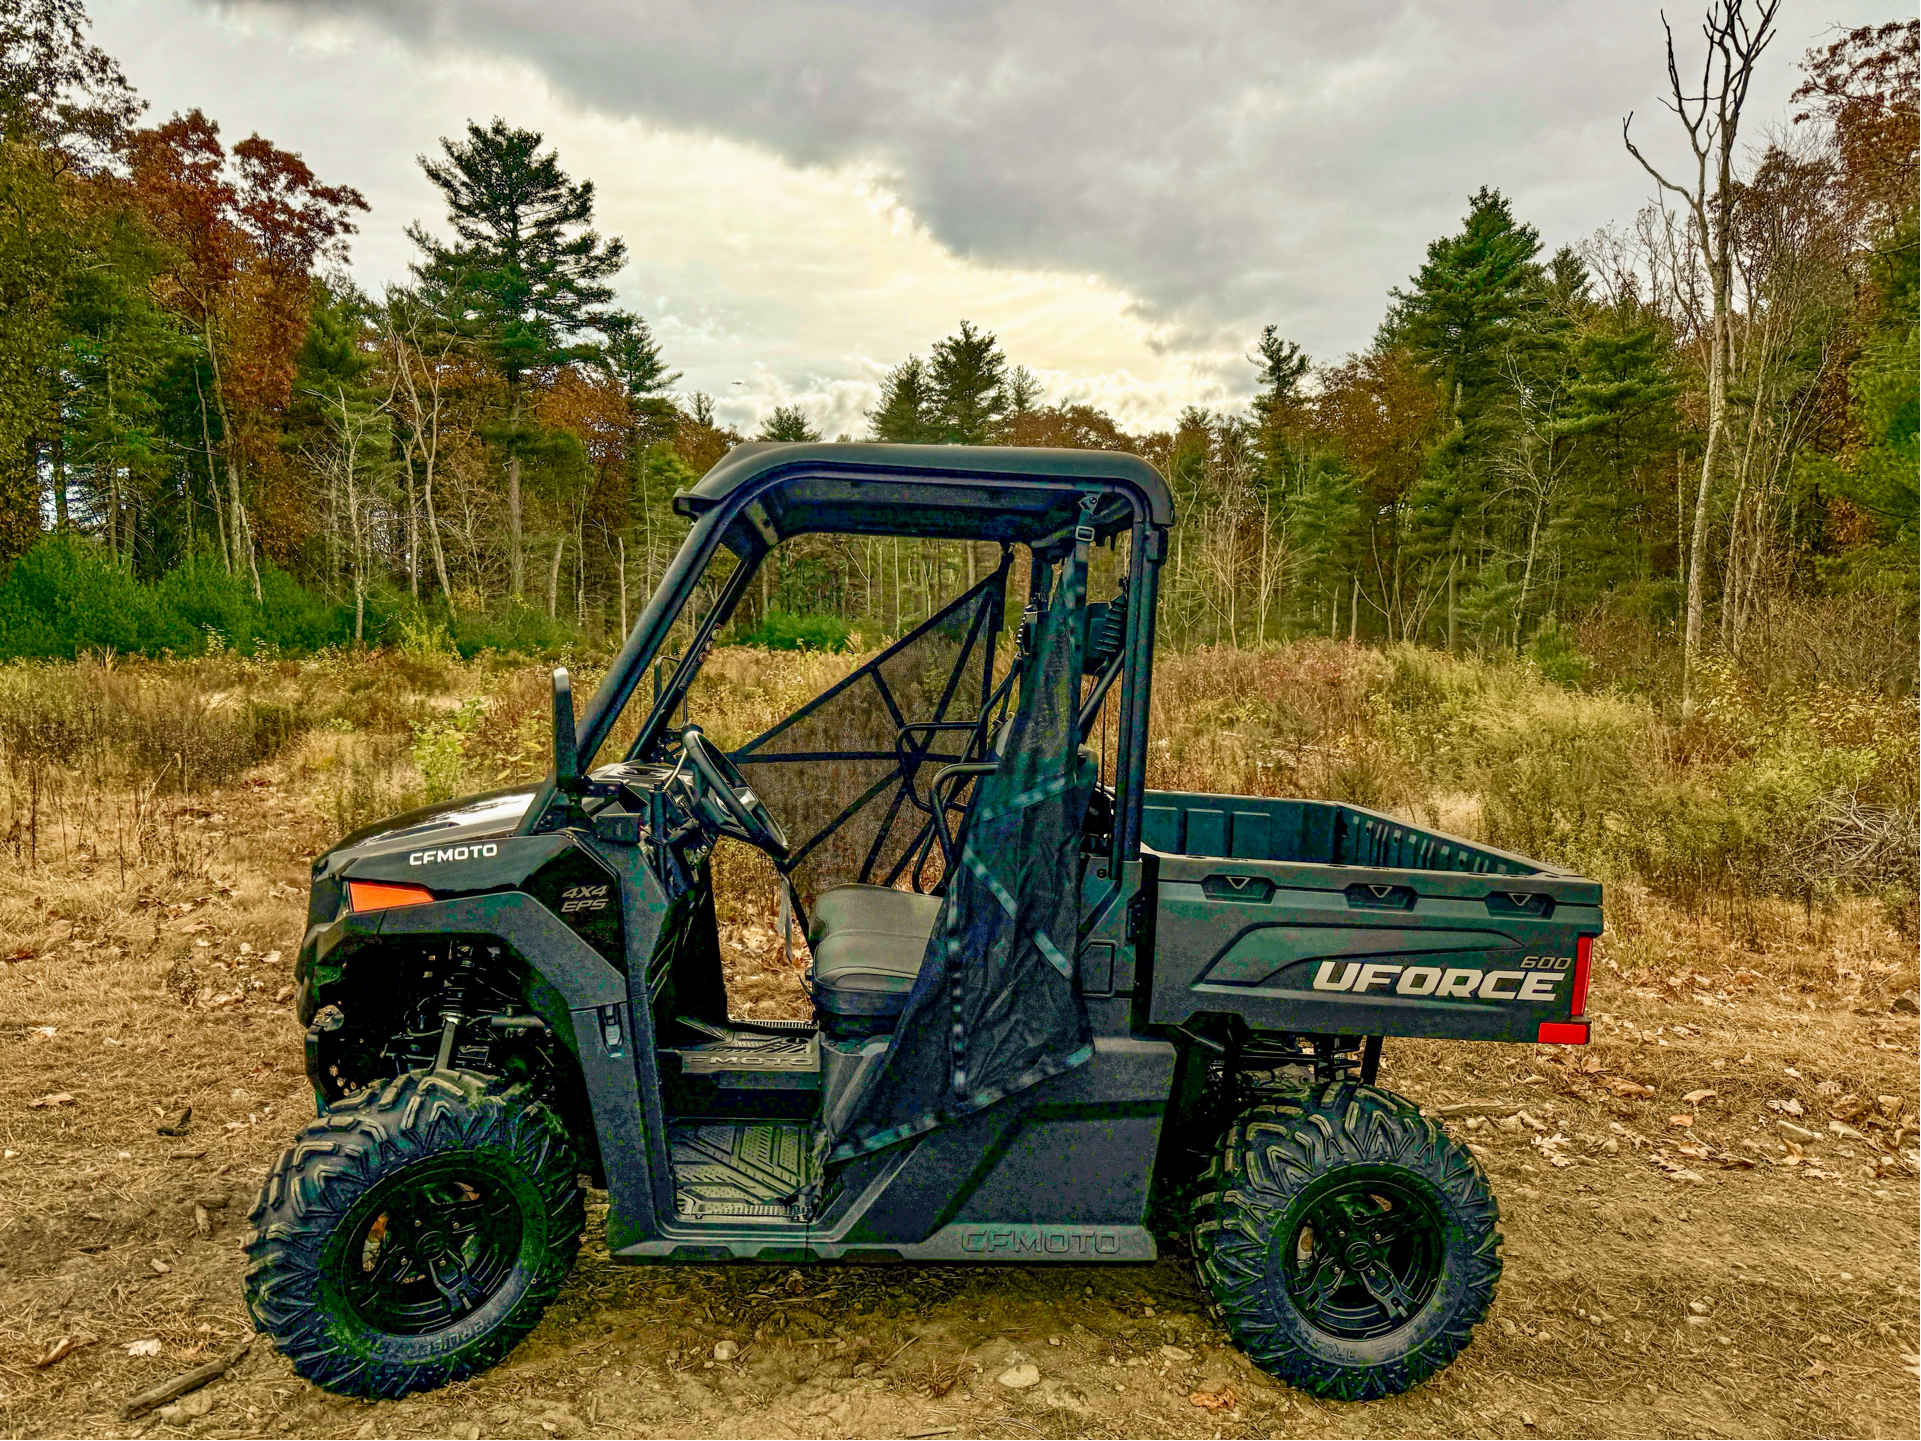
[380,293,463,614]
[1623,0,1782,703]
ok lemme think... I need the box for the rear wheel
[1191,1082,1500,1400]
[244,1070,583,1398]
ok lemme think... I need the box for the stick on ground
[120,1338,252,1420]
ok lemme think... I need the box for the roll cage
[518,443,1174,906]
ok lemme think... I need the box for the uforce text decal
[1312,956,1570,1002]
[408,842,499,865]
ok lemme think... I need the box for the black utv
[248,444,1602,1403]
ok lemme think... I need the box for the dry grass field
[1,642,1916,1439]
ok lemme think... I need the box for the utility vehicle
[247,444,1602,1402]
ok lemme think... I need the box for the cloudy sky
[91,0,1886,435]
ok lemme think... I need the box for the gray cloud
[237,0,1879,368]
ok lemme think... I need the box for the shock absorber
[431,946,475,1074]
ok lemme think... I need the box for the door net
[730,553,1013,912]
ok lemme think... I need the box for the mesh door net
[829,527,1095,1159]
[730,554,1012,910]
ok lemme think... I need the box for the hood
[322,785,539,868]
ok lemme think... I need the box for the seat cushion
[808,885,942,1028]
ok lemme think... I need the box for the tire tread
[1190,1081,1502,1401]
[243,1070,583,1399]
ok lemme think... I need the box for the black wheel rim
[1277,1171,1445,1340]
[334,1156,526,1336]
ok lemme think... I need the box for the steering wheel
[679,726,791,859]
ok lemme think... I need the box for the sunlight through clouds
[92,0,1238,434]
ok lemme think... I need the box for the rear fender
[1149,853,1603,1042]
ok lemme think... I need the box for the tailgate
[1141,792,1602,1044]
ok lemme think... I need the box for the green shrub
[0,538,153,658]
[731,610,852,652]
[449,601,584,659]
[257,565,350,651]
[1525,623,1592,688]
[149,556,258,653]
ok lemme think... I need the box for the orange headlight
[347,881,436,912]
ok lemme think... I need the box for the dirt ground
[3,771,1918,1440]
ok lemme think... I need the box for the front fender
[298,890,661,1248]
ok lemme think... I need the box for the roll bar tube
[519,461,1167,857]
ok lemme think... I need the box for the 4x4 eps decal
[560,884,612,915]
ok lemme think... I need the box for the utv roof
[672,442,1174,550]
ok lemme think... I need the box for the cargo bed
[1141,790,1602,1044]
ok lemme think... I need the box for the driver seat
[805,725,1101,1036]
[807,885,941,1036]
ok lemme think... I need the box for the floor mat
[669,1121,819,1222]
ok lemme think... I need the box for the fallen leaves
[28,1024,56,1041]
[1768,1097,1806,1117]
[1604,1078,1657,1099]
[27,1092,75,1108]
[1651,1151,1706,1183]
[125,1338,162,1357]
[35,1336,79,1367]
[1531,1133,1576,1168]
[1189,1388,1237,1411]
[1682,1088,1718,1105]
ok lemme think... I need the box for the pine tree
[928,320,1008,443]
[409,118,628,598]
[757,404,820,442]
[1388,188,1547,645]
[1250,325,1310,435]
[1004,364,1041,417]
[868,355,940,442]
[1388,187,1545,411]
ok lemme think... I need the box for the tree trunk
[507,385,525,600]
[423,457,455,614]
[547,536,564,619]
[194,370,229,572]
[1446,549,1458,652]
[405,457,419,597]
[1516,502,1543,651]
[1349,575,1359,644]
[51,431,67,530]
[1684,302,1727,701]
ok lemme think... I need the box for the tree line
[1,1,1913,684]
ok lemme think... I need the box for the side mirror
[551,667,581,794]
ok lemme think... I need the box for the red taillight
[348,881,435,912]
[1570,934,1595,1017]
[1538,1021,1589,1045]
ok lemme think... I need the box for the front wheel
[1191,1082,1500,1400]
[244,1069,584,1398]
